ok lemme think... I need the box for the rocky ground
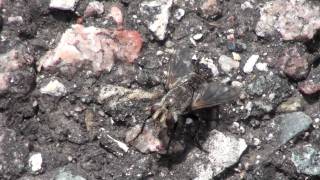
[1,0,320,179]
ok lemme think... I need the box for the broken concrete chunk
[256,0,320,41]
[40,80,67,96]
[140,0,173,40]
[193,130,247,179]
[49,0,79,11]
[38,24,143,74]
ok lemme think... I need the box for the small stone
[256,62,268,72]
[232,52,241,61]
[243,55,259,73]
[218,55,240,73]
[200,57,219,76]
[291,145,320,176]
[140,0,173,40]
[193,130,247,179]
[28,153,42,173]
[84,1,104,17]
[231,81,242,87]
[277,96,303,112]
[241,1,254,10]
[40,80,67,96]
[277,47,310,81]
[174,8,185,21]
[298,81,320,95]
[125,125,163,153]
[49,0,79,11]
[276,112,312,144]
[256,0,320,41]
[109,6,123,26]
[7,16,23,24]
[200,0,221,19]
[193,33,203,41]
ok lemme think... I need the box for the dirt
[1,0,320,179]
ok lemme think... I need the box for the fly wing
[166,48,194,89]
[191,82,240,111]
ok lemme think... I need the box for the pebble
[55,168,86,180]
[40,80,67,96]
[232,52,241,61]
[298,81,320,95]
[276,46,310,80]
[49,0,79,11]
[276,112,312,145]
[28,153,42,173]
[243,55,259,73]
[174,8,185,21]
[200,57,219,76]
[255,62,268,72]
[193,130,247,179]
[218,55,240,73]
[140,0,173,40]
[256,0,320,41]
[193,33,203,41]
[291,145,320,176]
[200,0,222,19]
[84,1,104,17]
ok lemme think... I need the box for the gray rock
[276,112,312,144]
[189,130,247,179]
[256,0,320,41]
[291,145,320,176]
[140,0,173,40]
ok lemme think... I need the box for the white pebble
[40,80,67,97]
[193,33,203,41]
[243,55,259,73]
[29,153,42,172]
[174,8,185,20]
[255,62,268,71]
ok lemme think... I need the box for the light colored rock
[194,130,247,179]
[243,55,259,73]
[38,24,143,74]
[55,169,86,180]
[232,52,241,61]
[256,62,268,72]
[106,134,129,152]
[49,0,79,11]
[174,8,185,21]
[200,57,219,76]
[193,33,203,41]
[40,80,67,96]
[140,0,173,40]
[84,1,104,17]
[256,0,320,41]
[218,55,240,73]
[28,153,42,173]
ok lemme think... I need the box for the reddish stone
[298,81,320,95]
